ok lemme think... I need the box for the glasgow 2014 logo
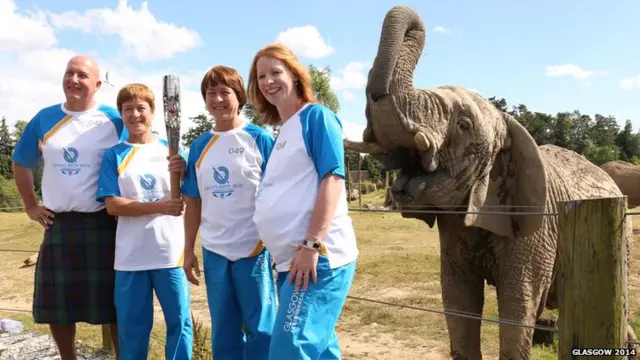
[56,147,88,176]
[207,166,243,198]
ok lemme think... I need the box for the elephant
[344,5,634,359]
[601,160,640,209]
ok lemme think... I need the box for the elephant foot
[531,318,556,347]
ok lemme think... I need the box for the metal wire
[0,249,37,253]
[345,295,558,332]
[350,207,558,216]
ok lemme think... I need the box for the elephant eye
[457,116,472,132]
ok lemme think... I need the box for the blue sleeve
[301,105,346,179]
[11,114,42,168]
[181,142,201,199]
[100,104,128,142]
[96,149,121,202]
[255,131,275,173]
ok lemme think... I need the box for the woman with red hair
[247,43,359,359]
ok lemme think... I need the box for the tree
[0,117,14,179]
[309,65,340,114]
[361,155,382,181]
[615,120,640,162]
[181,114,215,147]
[12,120,27,141]
[0,117,13,156]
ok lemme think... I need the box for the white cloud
[275,25,334,59]
[545,64,593,79]
[0,0,207,142]
[544,63,609,81]
[94,69,207,140]
[433,26,451,34]
[342,120,365,142]
[47,0,203,62]
[342,90,356,102]
[331,61,370,91]
[0,0,56,52]
[620,74,640,90]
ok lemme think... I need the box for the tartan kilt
[32,209,118,325]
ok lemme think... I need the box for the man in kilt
[12,55,127,360]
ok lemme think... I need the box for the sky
[2,0,640,142]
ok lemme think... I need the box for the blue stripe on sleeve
[96,145,125,202]
[99,104,128,142]
[300,104,346,179]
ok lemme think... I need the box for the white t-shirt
[96,138,188,271]
[253,103,359,272]
[181,123,275,261]
[11,103,128,212]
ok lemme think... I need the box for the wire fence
[1,192,639,348]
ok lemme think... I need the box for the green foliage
[243,103,261,127]
[0,175,21,212]
[0,117,15,180]
[309,64,340,113]
[181,114,215,147]
[0,155,11,180]
[361,155,382,180]
[0,117,13,157]
[486,96,640,166]
[191,314,212,360]
[12,120,27,140]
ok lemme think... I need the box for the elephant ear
[463,113,548,238]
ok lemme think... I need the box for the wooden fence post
[357,155,362,208]
[557,196,628,358]
[101,324,113,352]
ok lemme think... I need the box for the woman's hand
[288,246,319,291]
[159,197,185,216]
[167,154,186,173]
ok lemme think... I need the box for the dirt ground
[2,198,639,359]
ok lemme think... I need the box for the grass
[1,189,638,358]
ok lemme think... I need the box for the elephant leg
[441,252,485,360]
[496,270,548,359]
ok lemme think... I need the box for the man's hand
[26,205,55,229]
[183,251,201,285]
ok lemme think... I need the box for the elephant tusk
[414,132,430,151]
[343,139,387,154]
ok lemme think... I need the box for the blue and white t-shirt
[253,103,359,272]
[11,103,127,213]
[181,123,275,261]
[96,138,188,271]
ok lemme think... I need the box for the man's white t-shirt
[96,138,187,271]
[181,123,275,261]
[12,103,128,212]
[253,103,359,272]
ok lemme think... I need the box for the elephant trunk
[368,6,425,102]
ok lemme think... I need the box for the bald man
[12,55,127,360]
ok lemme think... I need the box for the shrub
[0,175,21,212]
[192,314,212,360]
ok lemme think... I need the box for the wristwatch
[301,237,322,251]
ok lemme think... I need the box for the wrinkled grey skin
[601,160,640,209]
[345,5,633,359]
